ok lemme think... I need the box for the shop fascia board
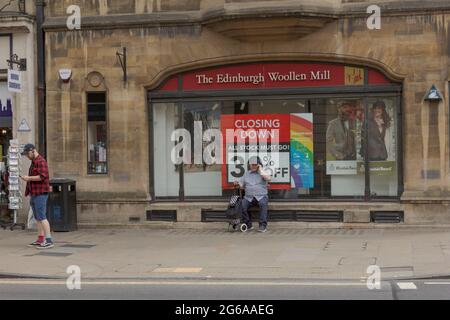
[42,1,450,32]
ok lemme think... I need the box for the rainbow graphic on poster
[290,113,314,189]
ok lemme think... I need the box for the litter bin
[47,179,77,232]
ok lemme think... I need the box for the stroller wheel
[240,224,248,233]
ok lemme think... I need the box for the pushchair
[226,187,248,232]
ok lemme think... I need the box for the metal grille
[201,210,344,222]
[201,211,228,222]
[371,211,404,223]
[269,211,296,221]
[296,211,344,222]
[147,210,177,222]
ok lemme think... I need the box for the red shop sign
[157,62,393,91]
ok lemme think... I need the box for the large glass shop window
[152,97,399,200]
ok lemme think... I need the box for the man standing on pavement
[20,144,53,249]
[234,156,272,233]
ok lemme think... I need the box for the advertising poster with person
[358,99,396,176]
[221,114,314,190]
[326,99,364,175]
[325,99,396,176]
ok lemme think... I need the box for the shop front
[147,62,403,223]
[42,0,450,226]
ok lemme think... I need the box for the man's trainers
[258,226,268,233]
[36,241,54,249]
[28,241,43,248]
[247,225,254,231]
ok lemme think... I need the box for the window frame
[86,91,109,176]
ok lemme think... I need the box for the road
[0,278,449,300]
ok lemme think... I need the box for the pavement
[1,225,450,281]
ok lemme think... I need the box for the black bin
[47,179,77,232]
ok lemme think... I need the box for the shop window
[153,103,179,197]
[152,96,400,200]
[182,102,223,197]
[322,98,365,198]
[87,92,108,175]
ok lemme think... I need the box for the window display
[152,96,399,200]
[87,93,108,174]
[182,102,222,197]
[151,62,401,201]
[325,98,365,196]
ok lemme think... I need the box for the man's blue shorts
[30,194,49,222]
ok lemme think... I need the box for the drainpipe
[36,0,46,157]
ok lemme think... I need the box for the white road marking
[397,282,417,290]
[0,280,369,287]
[424,282,450,285]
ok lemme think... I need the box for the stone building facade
[42,0,450,227]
